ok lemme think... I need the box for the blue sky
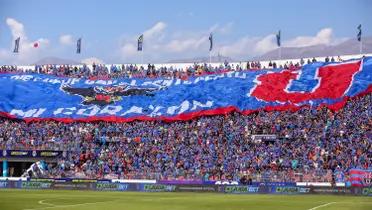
[0,0,371,64]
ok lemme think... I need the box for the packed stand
[0,93,370,182]
[0,56,338,80]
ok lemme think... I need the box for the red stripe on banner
[251,61,362,103]
[350,170,368,175]
[349,177,364,181]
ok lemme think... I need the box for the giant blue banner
[0,57,371,122]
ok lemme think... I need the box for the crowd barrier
[0,179,370,196]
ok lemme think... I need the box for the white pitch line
[38,200,55,206]
[308,202,337,210]
[23,200,113,210]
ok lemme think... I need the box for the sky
[0,0,371,64]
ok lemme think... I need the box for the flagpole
[138,34,144,68]
[359,39,362,55]
[141,50,144,67]
[209,51,212,66]
[208,33,213,66]
[276,30,281,60]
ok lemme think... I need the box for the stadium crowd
[1,55,369,183]
[0,93,370,182]
[0,57,336,80]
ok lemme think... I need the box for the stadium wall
[0,179,370,196]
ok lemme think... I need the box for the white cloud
[143,22,167,40]
[59,34,73,45]
[217,28,347,60]
[219,36,260,58]
[208,24,220,33]
[254,34,277,54]
[0,18,50,65]
[0,20,348,65]
[218,22,234,34]
[165,36,207,52]
[119,22,168,62]
[34,38,50,46]
[119,21,237,62]
[0,49,11,61]
[217,34,279,59]
[6,18,26,39]
[285,28,333,47]
[121,43,137,57]
[81,57,104,65]
[209,22,234,35]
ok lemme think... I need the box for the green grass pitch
[0,189,371,210]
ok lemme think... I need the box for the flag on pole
[76,38,82,54]
[138,34,143,51]
[209,33,213,51]
[357,24,362,42]
[276,30,281,47]
[13,37,20,53]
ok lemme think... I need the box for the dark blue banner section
[0,58,371,122]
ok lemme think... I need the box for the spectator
[300,58,305,66]
[0,94,370,181]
